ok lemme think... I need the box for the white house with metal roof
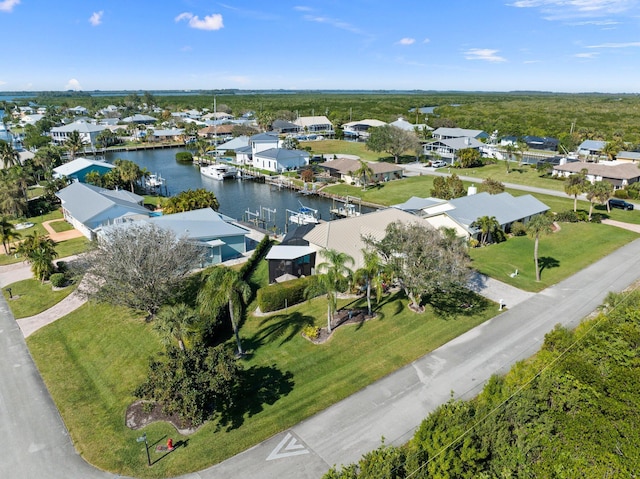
[253,147,310,173]
[431,127,489,140]
[577,140,606,158]
[293,116,334,135]
[56,182,150,240]
[50,120,106,149]
[423,136,485,163]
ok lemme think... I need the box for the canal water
[105,147,372,234]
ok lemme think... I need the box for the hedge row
[240,235,272,281]
[257,276,315,313]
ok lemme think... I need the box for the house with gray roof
[616,151,640,164]
[343,119,387,140]
[56,182,150,240]
[122,114,157,125]
[318,158,403,185]
[50,120,106,149]
[142,208,251,265]
[253,148,310,173]
[432,128,489,140]
[423,137,484,163]
[577,140,606,158]
[293,116,334,135]
[419,192,550,238]
[53,157,115,183]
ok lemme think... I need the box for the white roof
[53,158,115,177]
[265,245,315,260]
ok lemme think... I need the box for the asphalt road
[2,234,640,479]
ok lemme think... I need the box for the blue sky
[2,0,640,93]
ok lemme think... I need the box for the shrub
[55,261,67,273]
[49,273,66,288]
[590,213,603,224]
[614,189,629,199]
[302,325,320,340]
[175,151,193,163]
[257,276,315,313]
[510,221,527,236]
[239,235,272,281]
[555,210,581,223]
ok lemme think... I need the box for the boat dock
[330,195,362,218]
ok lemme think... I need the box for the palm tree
[15,231,58,283]
[527,214,554,282]
[0,216,20,255]
[502,143,515,173]
[602,141,620,161]
[352,159,375,191]
[586,181,613,220]
[197,267,251,355]
[114,158,142,192]
[64,130,85,161]
[154,303,200,351]
[0,140,20,169]
[353,249,385,316]
[564,169,588,212]
[471,215,501,246]
[312,249,354,333]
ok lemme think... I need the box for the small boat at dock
[287,202,320,225]
[201,163,238,180]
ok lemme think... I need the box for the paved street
[1,234,640,478]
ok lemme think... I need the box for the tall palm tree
[197,267,251,355]
[527,214,554,282]
[502,143,515,173]
[154,303,200,351]
[312,249,354,333]
[64,130,85,161]
[0,216,20,255]
[0,140,20,169]
[352,159,375,191]
[564,169,588,212]
[353,248,385,316]
[114,158,142,192]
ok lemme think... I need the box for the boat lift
[330,195,362,218]
[244,206,278,234]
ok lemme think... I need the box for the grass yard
[3,278,77,318]
[27,286,496,478]
[456,161,567,192]
[49,219,75,233]
[470,222,639,291]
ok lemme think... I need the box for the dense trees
[369,222,470,312]
[82,223,205,318]
[456,147,481,168]
[325,290,640,478]
[113,158,143,192]
[0,217,20,254]
[0,140,20,168]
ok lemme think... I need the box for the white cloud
[464,48,507,62]
[89,11,103,26]
[397,38,415,45]
[0,0,20,13]
[302,14,367,36]
[293,5,313,11]
[575,51,599,57]
[175,12,224,31]
[587,41,640,47]
[423,38,431,44]
[0,80,6,86]
[509,0,636,20]
[65,79,82,91]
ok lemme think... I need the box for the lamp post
[136,433,151,467]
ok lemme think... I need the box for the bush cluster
[239,235,272,281]
[509,221,527,236]
[555,210,588,223]
[49,273,66,288]
[175,151,193,163]
[257,276,315,313]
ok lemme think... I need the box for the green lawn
[27,284,496,478]
[49,220,74,233]
[3,278,77,318]
[301,139,383,162]
[470,222,639,291]
[456,161,568,192]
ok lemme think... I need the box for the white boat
[145,173,165,188]
[287,203,319,225]
[200,163,238,180]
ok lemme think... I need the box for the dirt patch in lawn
[125,400,199,435]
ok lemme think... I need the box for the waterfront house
[318,158,403,185]
[615,151,640,164]
[53,157,115,183]
[253,147,310,173]
[552,161,640,189]
[147,128,185,143]
[56,182,150,240]
[265,224,316,283]
[271,119,300,134]
[122,114,157,125]
[342,119,387,140]
[293,116,334,136]
[522,135,559,151]
[143,208,251,266]
[577,140,606,158]
[431,127,489,141]
[389,117,431,135]
[50,120,106,149]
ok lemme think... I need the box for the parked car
[431,160,447,168]
[609,198,634,210]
